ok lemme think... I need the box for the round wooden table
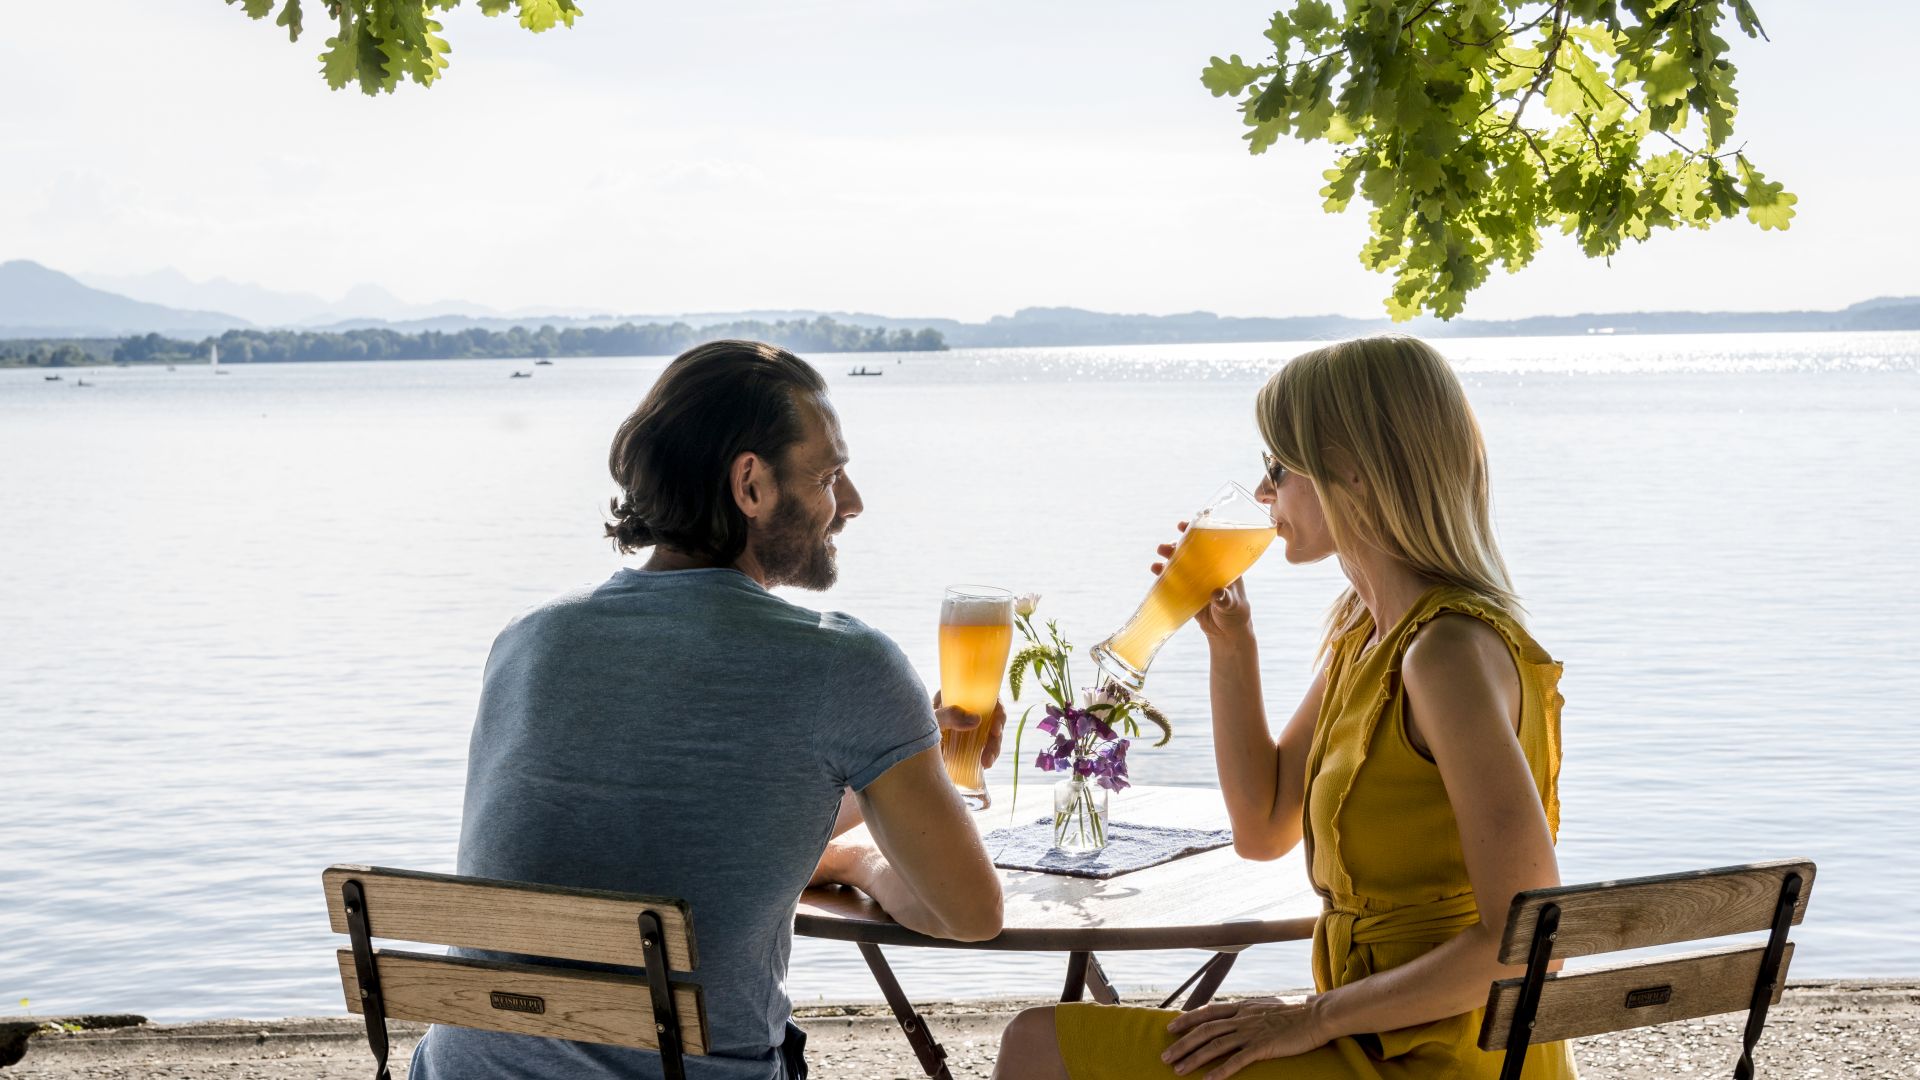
[794,784,1322,1079]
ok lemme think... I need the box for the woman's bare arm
[1207,625,1325,860]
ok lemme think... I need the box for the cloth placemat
[984,818,1235,880]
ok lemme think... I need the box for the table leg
[1157,952,1241,1011]
[1085,954,1121,1005]
[856,943,953,1080]
[1181,953,1239,1009]
[1060,951,1090,1003]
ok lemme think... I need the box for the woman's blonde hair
[1255,335,1517,656]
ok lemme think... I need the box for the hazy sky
[4,2,1913,321]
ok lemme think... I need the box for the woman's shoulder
[1403,611,1516,693]
[1407,586,1556,668]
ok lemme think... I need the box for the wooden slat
[1479,943,1793,1048]
[337,949,707,1055]
[323,866,696,971]
[1497,859,1814,963]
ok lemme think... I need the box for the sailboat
[211,343,229,374]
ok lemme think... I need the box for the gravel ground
[6,983,1914,1078]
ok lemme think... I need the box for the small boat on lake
[534,359,554,366]
[44,374,63,381]
[847,366,883,377]
[509,371,532,379]
[73,379,93,387]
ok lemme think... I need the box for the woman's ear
[1323,448,1364,490]
[730,451,774,521]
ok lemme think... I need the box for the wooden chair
[321,865,709,1080]
[1478,858,1814,1080]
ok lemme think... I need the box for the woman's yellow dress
[1054,586,1577,1079]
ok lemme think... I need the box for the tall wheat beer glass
[1091,482,1275,689]
[938,585,1013,809]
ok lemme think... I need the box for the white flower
[1080,682,1128,710]
[1014,593,1041,618]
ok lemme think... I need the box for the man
[409,340,1005,1080]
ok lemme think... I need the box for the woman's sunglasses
[1262,451,1288,487]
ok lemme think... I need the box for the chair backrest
[322,865,707,1080]
[1478,858,1813,1080]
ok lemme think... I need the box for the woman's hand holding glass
[1149,520,1256,643]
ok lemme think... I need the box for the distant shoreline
[0,317,948,370]
[4,322,1920,371]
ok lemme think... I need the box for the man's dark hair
[605,340,829,559]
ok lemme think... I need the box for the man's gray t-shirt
[409,568,938,1080]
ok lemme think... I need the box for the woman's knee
[993,1005,1066,1080]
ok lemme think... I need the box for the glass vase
[1052,776,1110,854]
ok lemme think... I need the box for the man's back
[410,567,937,1080]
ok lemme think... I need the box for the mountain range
[6,258,1920,345]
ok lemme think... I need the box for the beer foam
[941,595,1012,625]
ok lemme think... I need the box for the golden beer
[1092,483,1274,689]
[938,586,1013,808]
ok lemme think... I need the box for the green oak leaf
[320,29,360,90]
[1737,158,1796,230]
[1291,0,1336,40]
[1642,50,1696,107]
[1493,46,1542,93]
[354,19,390,94]
[1321,162,1360,211]
[517,0,578,32]
[276,0,303,42]
[1202,54,1265,97]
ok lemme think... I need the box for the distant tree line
[107,317,945,366]
[0,339,117,368]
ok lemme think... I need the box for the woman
[992,336,1574,1080]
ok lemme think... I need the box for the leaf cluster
[1203,0,1795,320]
[226,0,581,94]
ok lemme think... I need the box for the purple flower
[1073,756,1096,777]
[1090,716,1118,742]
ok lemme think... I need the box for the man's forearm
[833,845,950,938]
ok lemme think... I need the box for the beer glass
[1091,482,1275,690]
[938,585,1013,809]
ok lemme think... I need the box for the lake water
[2,333,1917,1023]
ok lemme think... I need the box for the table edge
[793,912,1320,952]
